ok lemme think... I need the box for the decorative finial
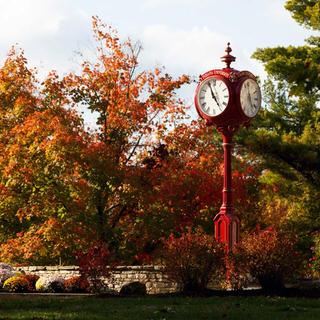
[221,42,236,69]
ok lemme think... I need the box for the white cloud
[139,25,227,109]
[0,0,91,77]
[140,25,228,75]
[0,0,65,39]
[263,0,313,45]
[139,24,266,109]
[140,25,263,77]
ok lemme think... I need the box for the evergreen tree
[238,0,320,236]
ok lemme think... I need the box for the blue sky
[0,0,314,123]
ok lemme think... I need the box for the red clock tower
[194,44,261,250]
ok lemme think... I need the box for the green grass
[0,295,320,320]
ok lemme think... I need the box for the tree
[0,51,91,264]
[285,0,320,30]
[63,17,190,259]
[0,17,260,265]
[123,121,260,263]
[253,0,320,97]
[238,0,320,239]
[0,17,190,264]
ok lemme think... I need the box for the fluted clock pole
[213,126,240,251]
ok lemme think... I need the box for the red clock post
[194,43,261,251]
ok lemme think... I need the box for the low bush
[159,228,226,293]
[23,274,40,291]
[310,232,320,278]
[0,262,14,287]
[0,270,14,288]
[3,276,30,292]
[231,227,304,292]
[76,241,113,293]
[35,276,65,293]
[0,263,13,271]
[64,276,90,293]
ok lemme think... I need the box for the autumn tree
[122,121,260,263]
[0,17,191,264]
[60,17,191,261]
[0,17,260,265]
[0,48,93,264]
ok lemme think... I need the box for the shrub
[0,270,14,287]
[0,263,13,271]
[232,227,304,292]
[35,276,65,293]
[3,276,30,292]
[23,274,40,291]
[309,232,320,278]
[76,241,113,293]
[64,276,90,293]
[0,265,14,288]
[160,228,226,293]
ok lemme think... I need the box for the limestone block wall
[14,265,79,280]
[13,265,179,294]
[107,266,179,294]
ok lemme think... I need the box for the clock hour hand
[208,82,221,110]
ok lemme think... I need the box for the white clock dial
[197,77,229,117]
[240,78,261,117]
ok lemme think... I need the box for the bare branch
[125,109,160,165]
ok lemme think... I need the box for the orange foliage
[0,18,258,266]
[231,227,304,291]
[160,228,226,293]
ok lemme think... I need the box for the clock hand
[213,85,222,108]
[208,82,222,110]
[247,90,255,111]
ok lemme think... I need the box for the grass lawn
[0,294,320,320]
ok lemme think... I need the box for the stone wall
[14,265,179,294]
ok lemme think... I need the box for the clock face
[240,78,261,117]
[197,77,229,117]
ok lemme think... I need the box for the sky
[0,0,315,124]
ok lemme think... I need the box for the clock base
[213,211,240,251]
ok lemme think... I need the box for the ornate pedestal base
[213,212,240,251]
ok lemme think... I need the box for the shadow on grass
[94,287,320,299]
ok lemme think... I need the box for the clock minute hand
[247,90,254,111]
[208,82,222,110]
